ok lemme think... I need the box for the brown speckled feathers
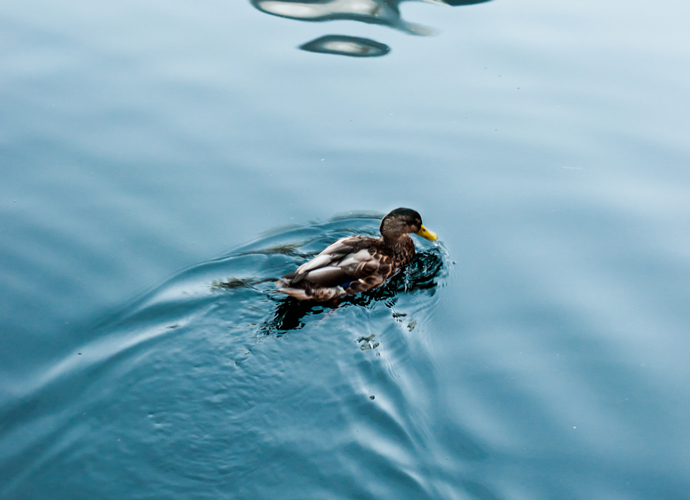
[276,208,437,301]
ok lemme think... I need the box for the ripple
[0,215,495,500]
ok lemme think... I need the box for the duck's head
[380,208,438,241]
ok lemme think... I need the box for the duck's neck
[382,234,415,266]
[382,233,413,252]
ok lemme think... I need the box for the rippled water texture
[2,216,454,499]
[2,0,690,498]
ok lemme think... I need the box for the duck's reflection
[251,0,492,57]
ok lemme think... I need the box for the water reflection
[253,0,437,35]
[250,0,493,56]
[2,216,461,500]
[300,35,390,57]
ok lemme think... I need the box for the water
[1,0,690,498]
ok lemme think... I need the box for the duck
[276,208,438,301]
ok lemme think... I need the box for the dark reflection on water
[251,0,493,56]
[300,35,391,57]
[444,0,490,4]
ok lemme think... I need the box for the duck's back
[276,235,415,301]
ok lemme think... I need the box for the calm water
[2,0,690,498]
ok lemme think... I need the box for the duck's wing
[284,236,377,287]
[277,236,398,301]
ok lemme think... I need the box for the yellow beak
[416,224,438,241]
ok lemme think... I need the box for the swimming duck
[276,208,438,301]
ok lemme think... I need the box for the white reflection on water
[251,0,492,55]
[251,0,439,35]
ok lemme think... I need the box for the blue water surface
[1,0,690,498]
